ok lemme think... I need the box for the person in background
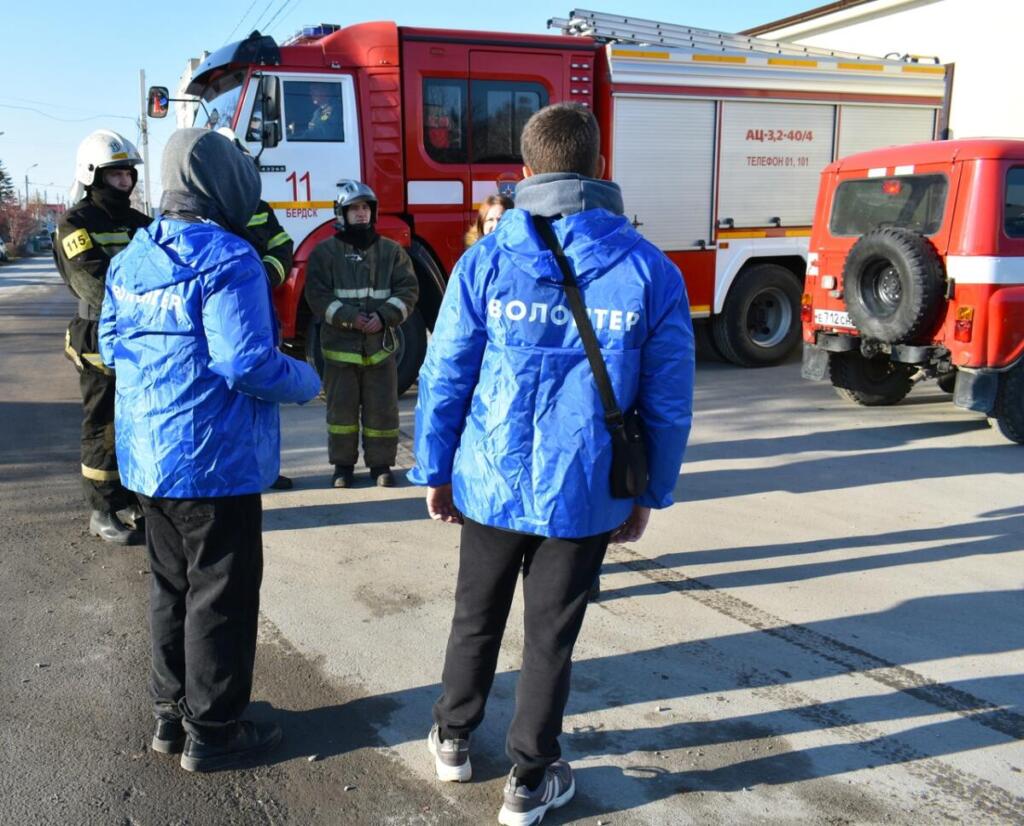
[99,128,321,773]
[464,193,514,247]
[410,103,694,825]
[55,129,151,546]
[304,179,419,489]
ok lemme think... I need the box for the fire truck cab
[164,11,949,390]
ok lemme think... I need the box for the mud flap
[801,344,829,381]
[953,370,998,414]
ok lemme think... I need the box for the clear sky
[0,1,818,207]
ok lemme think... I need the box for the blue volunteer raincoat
[98,221,321,498]
[410,194,695,538]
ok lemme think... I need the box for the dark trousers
[434,518,609,776]
[138,494,263,743]
[68,318,134,512]
[323,357,399,468]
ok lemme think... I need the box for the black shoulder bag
[532,215,648,499]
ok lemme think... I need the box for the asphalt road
[1,255,1021,825]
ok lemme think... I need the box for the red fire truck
[151,9,948,390]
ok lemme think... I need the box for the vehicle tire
[305,317,325,377]
[395,308,427,396]
[843,226,945,344]
[937,371,956,394]
[993,362,1024,444]
[711,264,802,367]
[829,351,914,406]
[693,319,725,362]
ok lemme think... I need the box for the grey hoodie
[158,128,260,236]
[513,172,624,218]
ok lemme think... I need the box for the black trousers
[434,518,609,775]
[138,494,263,743]
[68,317,134,512]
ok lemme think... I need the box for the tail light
[954,305,974,342]
[801,292,813,323]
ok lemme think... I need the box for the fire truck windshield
[192,70,245,131]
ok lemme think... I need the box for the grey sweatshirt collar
[514,173,624,218]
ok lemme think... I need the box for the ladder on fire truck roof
[549,8,916,63]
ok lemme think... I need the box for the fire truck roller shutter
[611,96,715,249]
[842,226,946,344]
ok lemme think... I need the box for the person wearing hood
[410,103,694,824]
[99,128,321,773]
[304,180,419,488]
[55,129,151,546]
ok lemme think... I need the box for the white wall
[756,0,1021,140]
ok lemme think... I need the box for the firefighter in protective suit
[305,180,418,488]
[56,129,150,545]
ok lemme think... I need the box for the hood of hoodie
[497,173,638,284]
[158,128,260,235]
[115,219,254,295]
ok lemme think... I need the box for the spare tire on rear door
[843,226,946,344]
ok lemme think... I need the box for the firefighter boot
[89,510,144,546]
[332,465,355,488]
[371,466,396,487]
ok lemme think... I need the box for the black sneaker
[331,465,355,488]
[498,761,575,826]
[89,510,144,546]
[426,723,471,782]
[179,721,282,773]
[269,474,294,490]
[151,718,186,754]
[371,466,396,487]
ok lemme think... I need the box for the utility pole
[139,69,152,216]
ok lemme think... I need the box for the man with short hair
[410,102,694,824]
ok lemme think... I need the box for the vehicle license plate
[814,308,855,328]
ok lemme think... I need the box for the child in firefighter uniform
[55,129,151,545]
[305,181,418,488]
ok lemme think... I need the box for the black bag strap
[531,214,625,431]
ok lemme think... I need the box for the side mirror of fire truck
[147,86,170,119]
[257,75,282,150]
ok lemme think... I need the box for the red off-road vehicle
[801,139,1024,443]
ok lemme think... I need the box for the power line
[0,102,135,123]
[263,0,298,33]
[249,0,279,33]
[224,0,261,44]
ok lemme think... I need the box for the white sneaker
[497,761,575,826]
[426,723,472,782]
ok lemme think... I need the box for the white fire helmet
[69,129,143,203]
[215,126,252,156]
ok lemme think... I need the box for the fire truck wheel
[395,308,428,396]
[711,264,802,367]
[937,371,956,394]
[305,318,325,378]
[993,363,1024,445]
[829,351,914,406]
[843,227,946,344]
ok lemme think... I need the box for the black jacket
[246,200,293,288]
[55,197,150,317]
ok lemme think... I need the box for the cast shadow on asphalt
[598,507,1024,593]
[264,490,427,529]
[240,589,1021,821]
[674,438,1022,503]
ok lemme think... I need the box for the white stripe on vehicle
[946,255,1024,285]
[407,180,464,205]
